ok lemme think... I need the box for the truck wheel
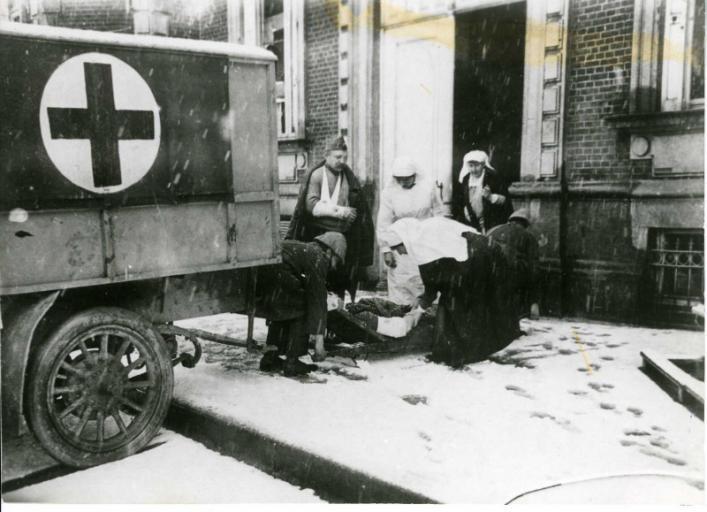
[27,307,174,467]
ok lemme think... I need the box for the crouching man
[257,232,346,376]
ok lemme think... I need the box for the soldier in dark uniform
[256,232,346,376]
[487,208,540,320]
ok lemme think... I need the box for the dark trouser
[266,317,308,359]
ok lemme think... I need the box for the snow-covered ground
[3,429,323,504]
[172,313,705,504]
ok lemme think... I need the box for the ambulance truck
[0,22,280,467]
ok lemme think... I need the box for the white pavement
[3,429,323,504]
[172,313,705,504]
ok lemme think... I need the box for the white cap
[391,156,419,178]
[463,150,494,169]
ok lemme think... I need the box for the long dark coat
[455,169,513,233]
[286,160,375,299]
[419,232,518,367]
[487,221,540,318]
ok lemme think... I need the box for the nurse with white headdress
[376,156,444,305]
[456,149,513,234]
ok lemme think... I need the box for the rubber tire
[27,307,174,467]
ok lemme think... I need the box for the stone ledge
[606,109,704,134]
[631,178,704,198]
[510,181,562,197]
[512,178,704,199]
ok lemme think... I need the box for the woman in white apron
[377,157,444,305]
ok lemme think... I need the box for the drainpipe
[559,159,570,317]
[558,3,573,318]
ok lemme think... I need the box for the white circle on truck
[39,52,161,194]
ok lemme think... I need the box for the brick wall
[564,0,635,181]
[38,0,132,32]
[304,0,339,164]
[198,0,228,42]
[17,0,202,38]
[168,0,202,40]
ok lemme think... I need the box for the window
[230,0,304,140]
[631,0,705,112]
[660,0,704,111]
[132,0,169,36]
[621,0,704,175]
[262,0,305,140]
[649,229,704,315]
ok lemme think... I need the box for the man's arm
[305,168,324,214]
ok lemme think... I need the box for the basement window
[649,229,704,312]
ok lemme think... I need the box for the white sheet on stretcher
[376,306,425,338]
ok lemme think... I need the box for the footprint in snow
[649,437,671,450]
[600,355,614,361]
[577,363,601,372]
[588,382,614,392]
[402,394,428,406]
[652,425,667,432]
[505,385,534,399]
[627,406,643,417]
[599,402,617,410]
[606,343,622,348]
[620,439,641,447]
[418,431,432,442]
[558,336,568,341]
[463,367,485,380]
[530,411,577,431]
[624,428,651,436]
[638,446,686,466]
[689,479,705,490]
[568,389,589,396]
[558,348,576,355]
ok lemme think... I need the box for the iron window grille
[649,229,704,310]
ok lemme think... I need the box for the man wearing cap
[256,232,346,376]
[377,156,444,305]
[487,208,540,320]
[287,136,374,301]
[455,150,513,234]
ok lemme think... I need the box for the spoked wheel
[27,307,174,467]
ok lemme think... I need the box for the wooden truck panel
[0,23,280,296]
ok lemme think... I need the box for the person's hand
[530,303,540,320]
[417,293,434,310]
[383,251,396,268]
[339,206,358,223]
[482,185,492,199]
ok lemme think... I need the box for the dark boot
[283,357,318,376]
[259,351,284,372]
